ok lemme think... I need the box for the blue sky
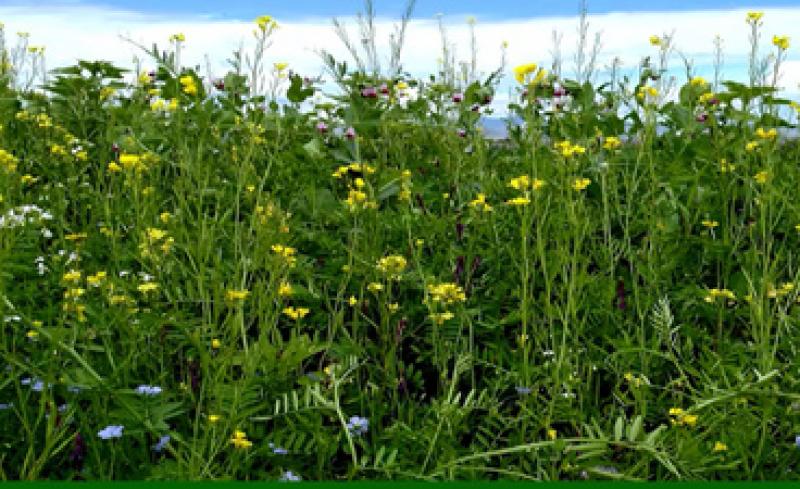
[13,0,800,20]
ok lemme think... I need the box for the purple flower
[346,416,369,436]
[136,385,162,396]
[457,129,467,138]
[361,86,377,98]
[316,121,328,134]
[98,425,124,440]
[796,435,800,449]
[345,127,356,140]
[452,92,463,103]
[280,471,302,482]
[153,435,171,452]
[379,83,389,95]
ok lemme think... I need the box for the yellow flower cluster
[572,178,591,192]
[283,306,309,320]
[376,255,407,279]
[140,227,174,259]
[668,407,698,427]
[637,85,659,103]
[469,193,493,212]
[226,289,250,302]
[271,244,297,267]
[399,169,412,202]
[767,282,794,299]
[332,162,376,179]
[603,136,622,150]
[689,76,708,88]
[745,11,764,24]
[427,282,466,305]
[230,430,253,448]
[513,63,538,84]
[649,35,662,46]
[704,288,735,303]
[0,148,19,172]
[755,127,777,140]
[255,15,278,32]
[554,141,586,158]
[772,35,790,50]
[170,33,186,42]
[701,219,719,229]
[180,75,198,96]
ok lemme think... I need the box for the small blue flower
[280,470,301,482]
[795,435,800,449]
[136,385,163,396]
[516,386,532,395]
[346,416,369,436]
[98,425,124,439]
[153,435,171,452]
[268,442,288,454]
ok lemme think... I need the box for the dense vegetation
[1,10,800,481]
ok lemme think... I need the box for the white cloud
[1,2,798,109]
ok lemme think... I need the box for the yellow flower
[208,414,221,423]
[772,35,790,50]
[282,306,309,320]
[63,270,82,283]
[547,428,557,441]
[348,296,359,307]
[603,136,622,150]
[649,35,662,46]
[388,303,399,313]
[137,282,159,294]
[274,62,289,72]
[367,282,384,293]
[506,196,531,206]
[513,63,538,84]
[160,212,172,224]
[555,141,586,158]
[745,141,759,152]
[746,11,764,23]
[469,193,493,212]
[755,127,777,140]
[637,85,659,101]
[26,330,39,339]
[170,33,186,42]
[107,161,122,173]
[179,75,198,96]
[427,282,466,305]
[713,441,728,452]
[429,311,454,325]
[701,220,719,229]
[65,232,88,241]
[230,430,253,448]
[87,271,107,287]
[211,338,222,349]
[508,175,531,191]
[572,178,591,192]
[377,255,407,278]
[278,281,293,298]
[719,159,735,173]
[226,289,250,301]
[255,15,277,31]
[754,171,769,184]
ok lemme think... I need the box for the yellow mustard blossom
[107,161,122,173]
[170,33,186,42]
[226,289,250,302]
[429,311,455,325]
[469,193,493,212]
[555,141,586,158]
[720,159,735,173]
[698,92,715,105]
[271,244,297,266]
[704,288,735,303]
[87,271,107,287]
[754,171,769,184]
[211,338,222,349]
[377,255,407,279]
[137,282,159,294]
[701,220,719,229]
[180,75,198,96]
[256,15,278,31]
[572,178,591,192]
[160,212,172,224]
[668,407,698,427]
[547,428,557,441]
[513,63,538,84]
[367,282,384,293]
[26,330,39,339]
[689,76,708,87]
[208,414,221,423]
[755,127,777,140]
[65,232,88,242]
[603,136,622,150]
[506,196,531,206]
[713,441,728,452]
[772,35,790,50]
[745,141,759,152]
[649,35,662,46]
[746,11,764,23]
[348,296,359,307]
[274,62,289,72]
[230,430,253,448]
[278,281,293,298]
[282,306,309,320]
[0,149,19,173]
[427,282,466,305]
[638,86,659,100]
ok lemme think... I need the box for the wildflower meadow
[1,1,800,481]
